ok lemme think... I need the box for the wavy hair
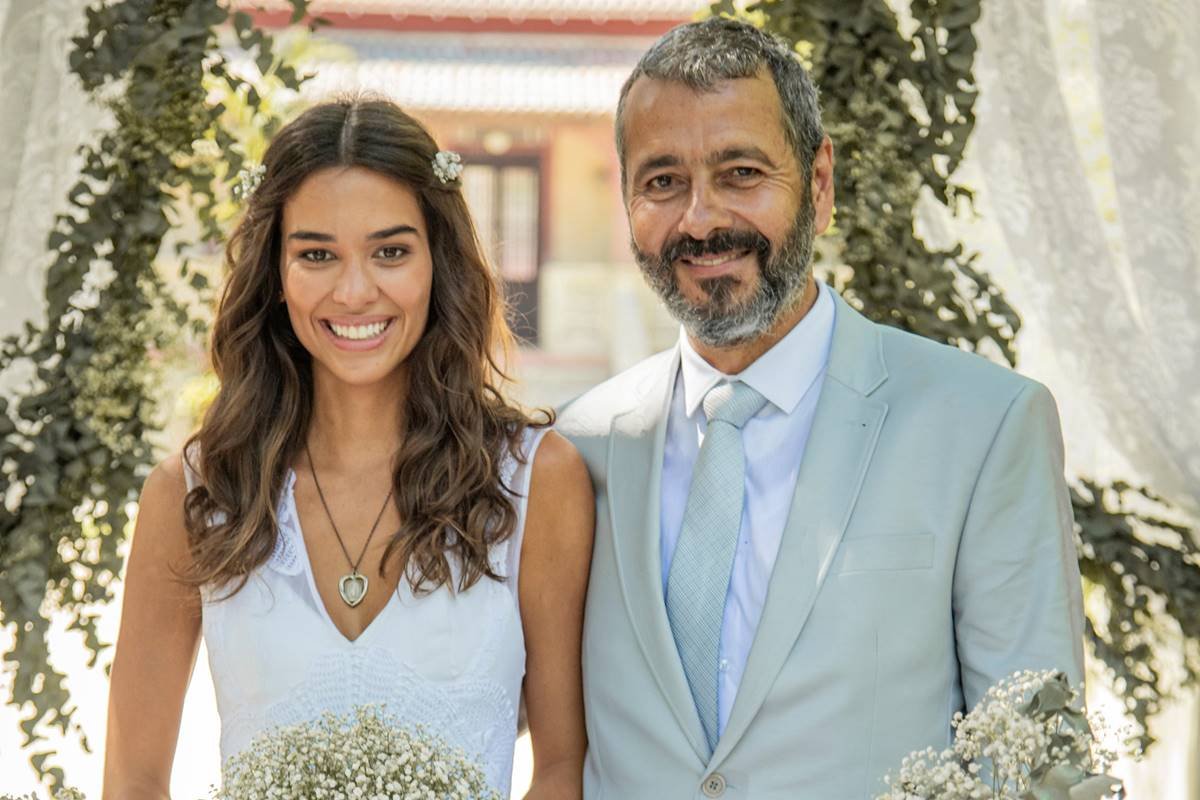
[182,98,547,596]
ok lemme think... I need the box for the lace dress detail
[187,428,547,796]
[265,470,303,576]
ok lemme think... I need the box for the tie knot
[702,381,767,429]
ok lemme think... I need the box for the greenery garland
[0,0,311,784]
[718,0,1200,750]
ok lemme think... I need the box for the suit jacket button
[702,773,727,797]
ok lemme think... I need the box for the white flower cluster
[0,790,84,800]
[877,670,1128,800]
[216,705,503,800]
[0,707,499,800]
[432,150,463,184]
[234,163,266,201]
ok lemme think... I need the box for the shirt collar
[679,280,836,417]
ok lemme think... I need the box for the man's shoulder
[555,347,676,439]
[872,322,1045,411]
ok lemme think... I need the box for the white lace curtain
[0,0,104,347]
[949,1,1200,796]
[963,0,1200,516]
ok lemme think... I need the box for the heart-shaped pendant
[338,571,368,607]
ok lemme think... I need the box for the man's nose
[331,257,379,308]
[676,183,733,243]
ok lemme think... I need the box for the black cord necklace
[304,444,394,608]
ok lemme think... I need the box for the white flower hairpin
[432,150,463,184]
[234,163,266,200]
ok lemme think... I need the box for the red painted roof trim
[247,9,686,36]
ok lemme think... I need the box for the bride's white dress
[183,427,547,796]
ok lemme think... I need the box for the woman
[102,98,594,798]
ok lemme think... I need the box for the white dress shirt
[660,281,836,738]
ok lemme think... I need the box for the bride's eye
[376,245,409,261]
[300,249,335,263]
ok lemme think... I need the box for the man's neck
[688,278,819,375]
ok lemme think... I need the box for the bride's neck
[306,371,406,473]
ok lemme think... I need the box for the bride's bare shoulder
[135,452,191,536]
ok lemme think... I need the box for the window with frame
[460,155,542,345]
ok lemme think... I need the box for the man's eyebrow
[708,146,778,169]
[285,225,419,243]
[631,154,681,185]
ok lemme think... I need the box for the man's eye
[377,245,408,260]
[648,175,675,191]
[300,249,334,263]
[731,166,760,179]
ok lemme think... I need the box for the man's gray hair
[615,17,824,188]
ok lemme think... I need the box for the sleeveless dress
[183,427,548,797]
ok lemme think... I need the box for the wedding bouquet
[216,704,504,800]
[877,670,1128,800]
[2,706,501,800]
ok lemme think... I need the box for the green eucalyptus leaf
[289,0,310,24]
[233,11,253,37]
[255,50,274,77]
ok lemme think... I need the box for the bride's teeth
[329,320,389,340]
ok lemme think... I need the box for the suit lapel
[607,347,710,761]
[712,290,890,764]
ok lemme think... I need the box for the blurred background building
[247,0,699,407]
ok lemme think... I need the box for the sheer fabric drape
[967,0,1199,514]
[0,0,105,344]
[934,1,1200,796]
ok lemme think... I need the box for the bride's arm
[102,453,201,800]
[518,431,594,800]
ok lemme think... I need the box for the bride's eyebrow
[287,230,335,242]
[367,225,419,240]
[285,224,420,243]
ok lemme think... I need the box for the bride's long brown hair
[182,98,547,596]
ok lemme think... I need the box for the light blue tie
[666,380,767,753]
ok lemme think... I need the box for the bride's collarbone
[290,470,404,639]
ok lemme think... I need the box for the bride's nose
[331,257,379,309]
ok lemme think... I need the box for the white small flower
[235,163,266,200]
[214,704,501,800]
[432,150,463,184]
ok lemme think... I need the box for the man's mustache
[660,229,772,265]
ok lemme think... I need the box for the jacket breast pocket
[836,533,934,574]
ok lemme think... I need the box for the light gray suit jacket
[557,288,1085,800]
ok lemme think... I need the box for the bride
[101,98,594,799]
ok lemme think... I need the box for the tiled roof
[277,31,650,115]
[301,59,631,114]
[253,0,700,21]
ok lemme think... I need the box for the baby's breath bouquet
[215,704,504,800]
[878,670,1129,800]
[1,706,501,800]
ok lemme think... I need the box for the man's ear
[810,136,835,235]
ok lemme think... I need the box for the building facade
[249,0,702,406]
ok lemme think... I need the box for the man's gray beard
[633,198,816,349]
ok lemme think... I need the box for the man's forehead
[625,69,776,107]
[622,73,792,161]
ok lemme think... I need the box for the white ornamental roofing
[255,0,701,21]
[291,31,655,115]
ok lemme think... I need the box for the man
[557,17,1086,800]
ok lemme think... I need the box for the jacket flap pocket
[837,534,934,574]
